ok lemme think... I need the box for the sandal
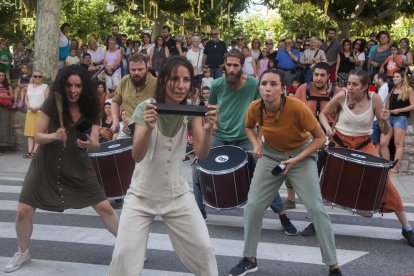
[30,152,36,158]
[23,152,31,158]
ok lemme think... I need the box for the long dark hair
[258,69,285,126]
[153,56,194,104]
[0,69,10,87]
[51,65,100,127]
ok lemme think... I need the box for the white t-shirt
[201,77,214,88]
[27,84,48,109]
[59,31,69,48]
[138,43,154,58]
[186,49,204,76]
[374,82,389,121]
[88,47,106,64]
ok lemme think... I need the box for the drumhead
[89,138,132,157]
[327,147,392,168]
[197,145,248,175]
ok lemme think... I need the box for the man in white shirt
[87,39,105,66]
[372,73,389,154]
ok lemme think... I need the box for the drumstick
[54,92,66,148]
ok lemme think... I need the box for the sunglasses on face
[33,75,42,78]
[305,44,310,47]
[211,33,218,35]
[237,38,244,41]
[265,42,273,45]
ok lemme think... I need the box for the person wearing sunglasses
[23,70,49,158]
[202,28,228,79]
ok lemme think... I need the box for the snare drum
[197,145,251,209]
[320,147,392,214]
[89,138,134,199]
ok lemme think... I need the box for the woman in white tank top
[319,69,414,248]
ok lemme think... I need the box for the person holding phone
[228,69,341,276]
[4,65,119,273]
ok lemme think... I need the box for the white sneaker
[4,249,31,273]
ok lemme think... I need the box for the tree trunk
[33,0,62,81]
[336,20,353,40]
[152,13,167,39]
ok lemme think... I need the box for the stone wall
[10,110,27,151]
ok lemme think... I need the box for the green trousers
[243,142,338,266]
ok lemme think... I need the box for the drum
[89,138,135,199]
[197,145,251,209]
[320,147,392,214]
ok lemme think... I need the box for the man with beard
[320,28,341,84]
[193,50,298,237]
[105,24,123,50]
[292,62,342,235]
[111,54,157,135]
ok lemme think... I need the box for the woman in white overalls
[109,56,218,276]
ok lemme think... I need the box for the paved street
[0,152,413,275]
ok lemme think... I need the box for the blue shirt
[276,48,300,70]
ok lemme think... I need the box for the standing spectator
[162,25,176,51]
[201,37,208,50]
[320,28,341,83]
[58,23,71,69]
[263,39,277,62]
[380,70,414,173]
[11,63,31,110]
[0,70,13,148]
[65,49,80,66]
[372,73,389,155]
[100,102,113,142]
[242,46,257,77]
[257,47,270,78]
[276,38,300,86]
[149,36,170,76]
[399,38,413,75]
[300,36,327,83]
[185,33,193,49]
[335,39,356,87]
[103,38,122,90]
[186,36,204,88]
[352,39,366,70]
[170,35,188,57]
[105,24,122,50]
[13,41,31,70]
[87,39,105,66]
[380,43,403,89]
[295,37,304,52]
[235,35,245,51]
[96,82,110,108]
[120,34,131,77]
[138,32,154,61]
[368,31,391,78]
[203,28,227,79]
[250,38,261,61]
[23,70,49,158]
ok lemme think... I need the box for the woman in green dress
[4,65,119,273]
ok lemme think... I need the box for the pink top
[105,49,121,73]
[257,58,269,78]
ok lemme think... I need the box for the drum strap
[333,134,372,150]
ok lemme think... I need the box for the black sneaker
[229,257,258,276]
[301,223,316,237]
[402,229,414,247]
[328,268,342,276]
[201,209,208,222]
[280,216,299,236]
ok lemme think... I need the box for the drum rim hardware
[327,148,392,168]
[197,145,248,175]
[89,140,133,157]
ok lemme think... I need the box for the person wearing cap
[170,35,188,57]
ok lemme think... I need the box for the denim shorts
[389,115,408,130]
[371,120,381,143]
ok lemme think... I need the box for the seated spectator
[201,67,214,89]
[12,63,31,110]
[0,69,13,148]
[81,53,100,78]
[97,82,110,109]
[287,77,300,96]
[13,41,31,70]
[65,49,80,66]
[380,43,403,89]
[100,102,113,142]
[87,39,105,66]
[113,109,130,140]
[23,70,49,158]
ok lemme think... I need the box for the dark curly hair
[51,65,100,127]
[153,56,194,105]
